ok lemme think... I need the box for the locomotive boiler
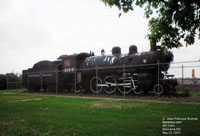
[22,45,178,95]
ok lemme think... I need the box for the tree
[101,0,200,49]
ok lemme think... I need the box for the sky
[0,0,200,77]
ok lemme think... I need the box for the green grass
[0,89,200,136]
[135,91,200,103]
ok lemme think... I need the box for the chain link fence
[169,60,200,91]
[19,60,200,96]
[6,73,22,90]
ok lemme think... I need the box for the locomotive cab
[58,53,91,73]
[58,53,91,91]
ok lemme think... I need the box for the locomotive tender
[0,74,7,90]
[22,45,178,95]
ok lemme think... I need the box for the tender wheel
[133,88,142,95]
[153,84,163,95]
[103,76,117,94]
[90,76,103,94]
[75,84,81,93]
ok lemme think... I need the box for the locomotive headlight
[143,59,147,63]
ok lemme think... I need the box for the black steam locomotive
[22,45,178,95]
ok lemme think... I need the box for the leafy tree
[101,0,200,49]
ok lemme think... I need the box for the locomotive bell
[129,45,138,54]
[112,46,121,55]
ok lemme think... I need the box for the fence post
[96,66,98,95]
[40,74,42,93]
[56,70,58,94]
[123,63,125,98]
[16,77,17,91]
[74,68,76,93]
[182,65,184,90]
[27,75,29,91]
[6,75,8,90]
[157,61,160,97]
